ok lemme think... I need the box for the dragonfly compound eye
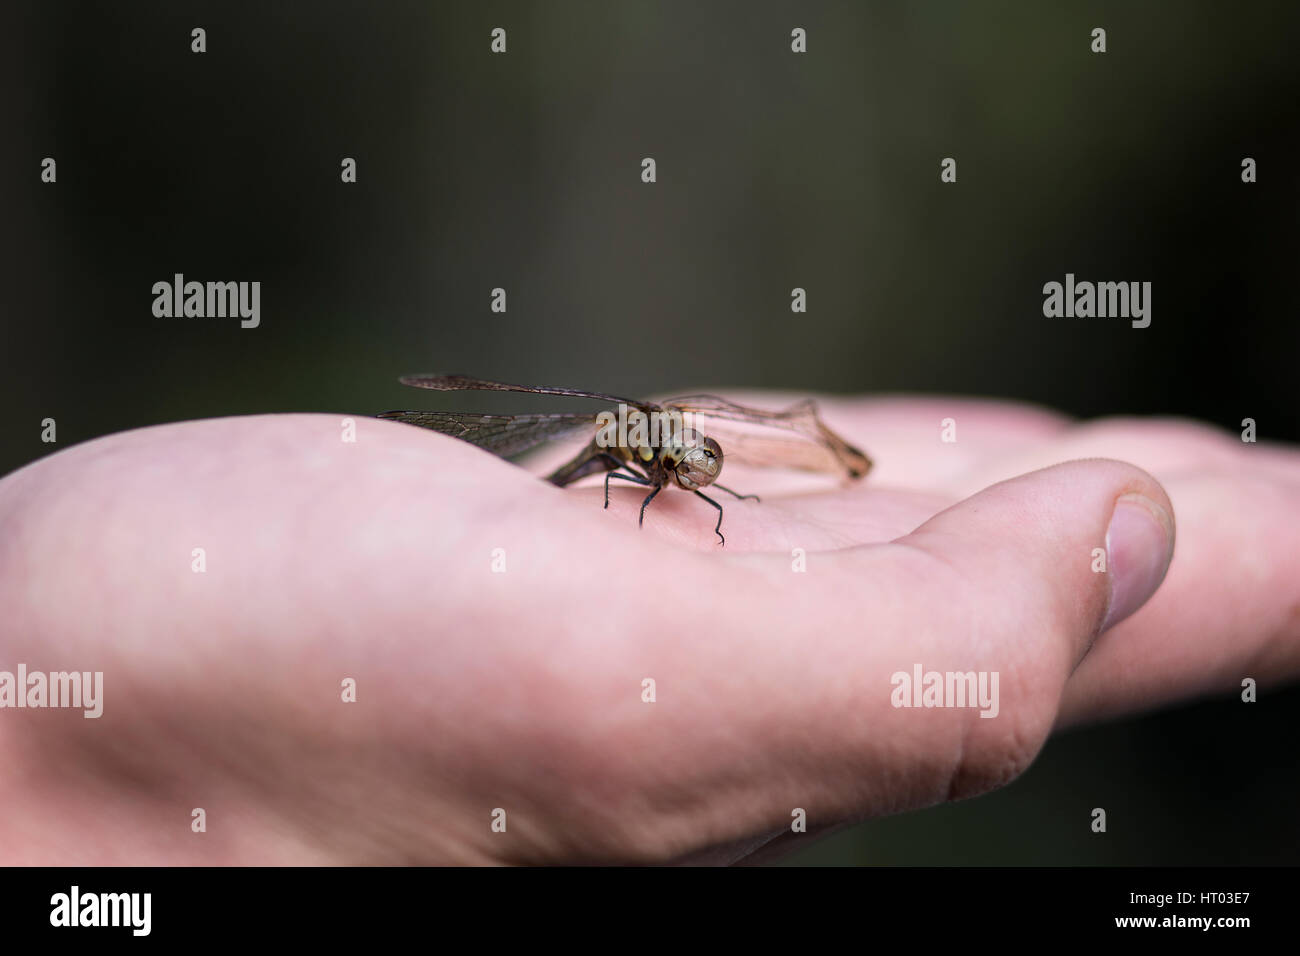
[673,438,723,490]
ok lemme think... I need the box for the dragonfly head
[668,430,723,490]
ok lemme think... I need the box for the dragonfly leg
[638,485,663,527]
[605,470,651,509]
[713,483,760,503]
[693,490,726,546]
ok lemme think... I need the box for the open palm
[1,395,1296,864]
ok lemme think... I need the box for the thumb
[899,458,1175,667]
[871,459,1174,800]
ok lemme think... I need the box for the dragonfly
[377,374,872,545]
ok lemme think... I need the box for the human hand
[0,398,1295,864]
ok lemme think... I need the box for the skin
[0,395,1296,865]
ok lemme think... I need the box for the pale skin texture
[0,396,1297,865]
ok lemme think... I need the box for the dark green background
[4,1,1297,864]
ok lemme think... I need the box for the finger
[848,460,1177,798]
[897,458,1176,662]
[952,417,1300,498]
[1058,469,1300,726]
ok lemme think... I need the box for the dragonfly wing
[397,374,655,410]
[376,411,596,458]
[695,427,850,475]
[662,395,872,479]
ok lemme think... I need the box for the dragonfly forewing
[396,374,654,411]
[375,410,597,458]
